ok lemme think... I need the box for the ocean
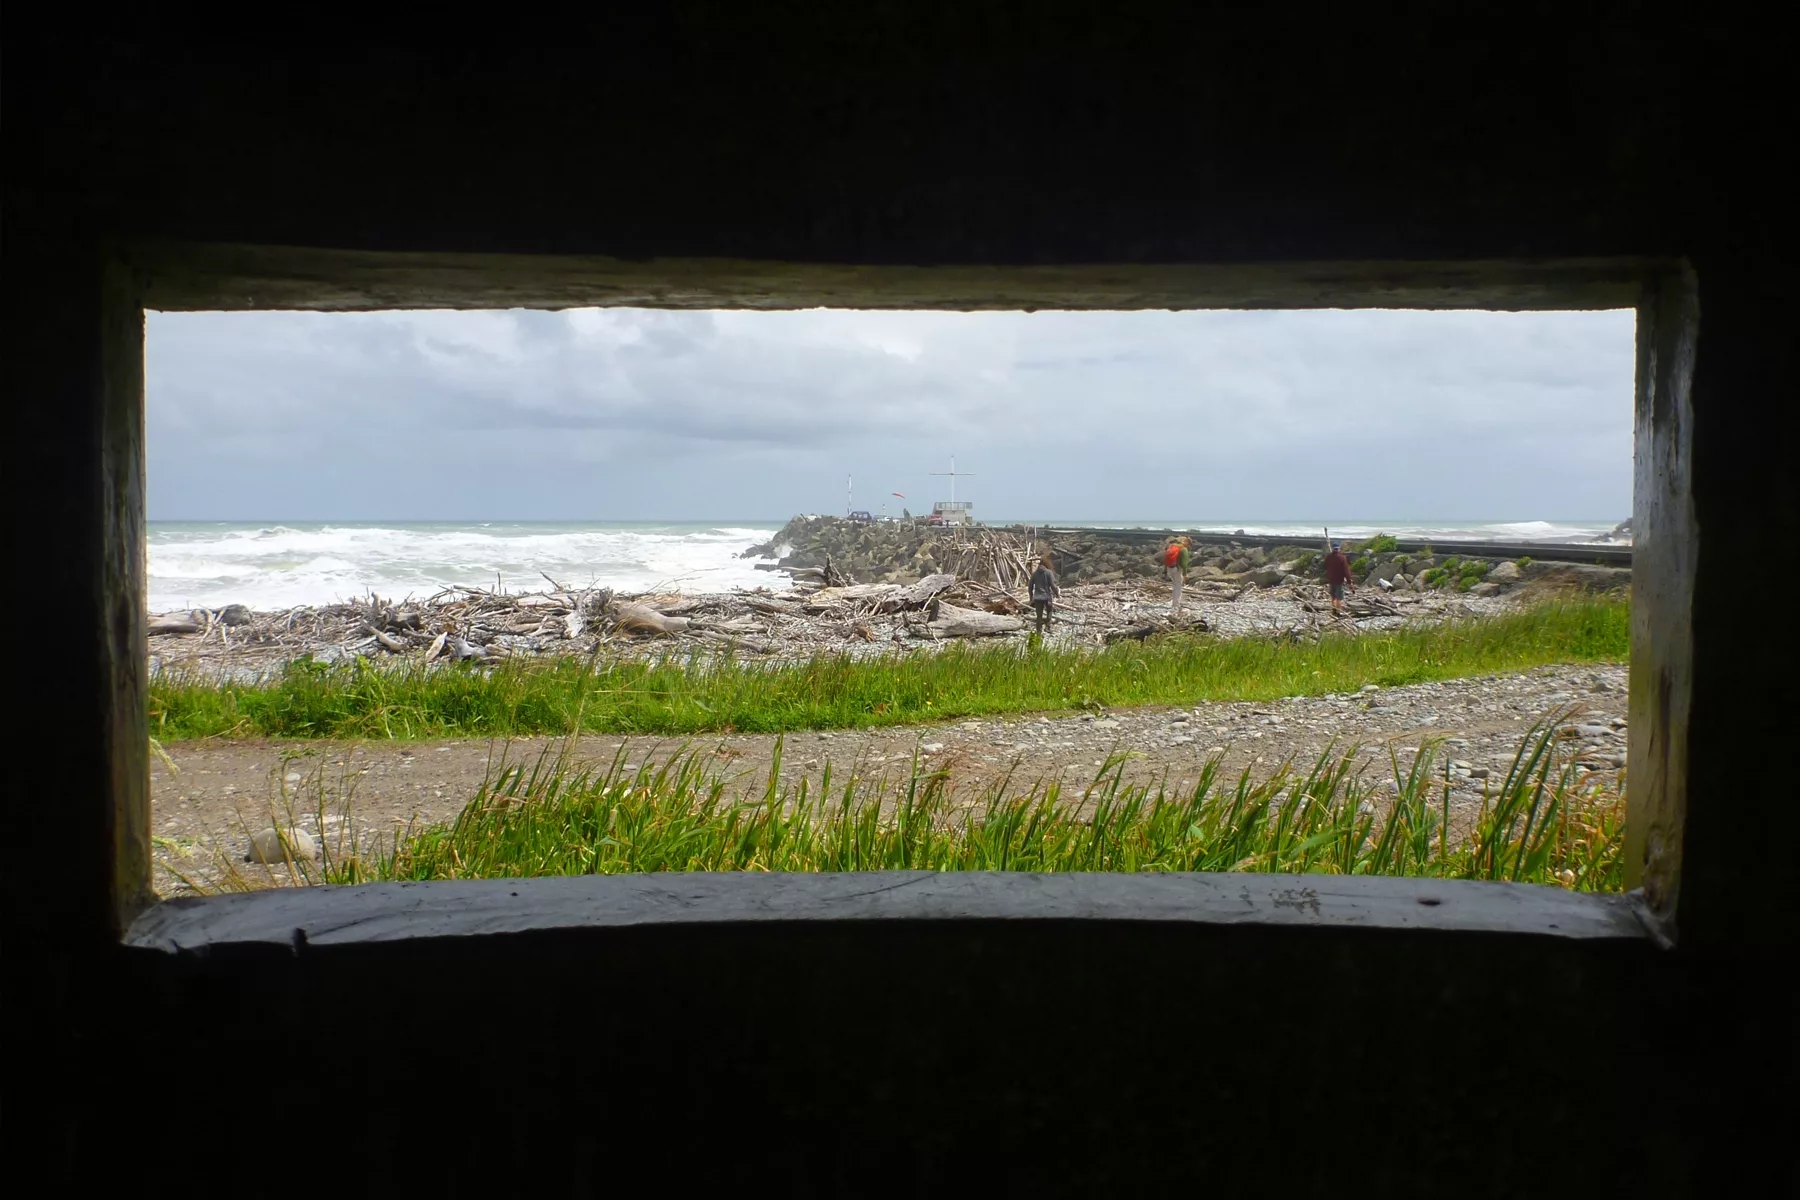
[147,522,785,613]
[146,518,1626,613]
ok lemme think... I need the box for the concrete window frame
[106,244,1692,954]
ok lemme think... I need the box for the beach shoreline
[148,522,1629,680]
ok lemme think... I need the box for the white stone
[921,743,945,753]
[246,827,317,864]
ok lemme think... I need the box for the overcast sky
[146,307,1635,524]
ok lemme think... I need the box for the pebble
[921,743,945,754]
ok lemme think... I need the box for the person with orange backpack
[1162,536,1192,616]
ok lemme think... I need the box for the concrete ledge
[126,872,1651,953]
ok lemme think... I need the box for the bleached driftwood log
[926,603,1024,638]
[875,573,955,614]
[148,615,201,636]
[613,602,693,636]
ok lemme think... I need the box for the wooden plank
[127,872,1651,954]
[133,243,1654,314]
[1622,266,1698,944]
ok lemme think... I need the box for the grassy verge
[292,712,1622,890]
[149,598,1627,742]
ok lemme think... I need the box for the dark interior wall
[5,7,1793,1191]
[10,7,1704,261]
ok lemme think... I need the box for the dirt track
[151,661,1627,896]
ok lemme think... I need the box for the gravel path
[151,661,1627,896]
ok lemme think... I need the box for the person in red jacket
[1323,540,1356,615]
[1163,536,1192,616]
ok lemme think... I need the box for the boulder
[1487,560,1521,582]
[247,827,318,864]
[217,603,254,626]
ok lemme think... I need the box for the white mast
[930,456,975,505]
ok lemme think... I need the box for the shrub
[1516,556,1533,568]
[1361,533,1400,554]
[1351,555,1374,576]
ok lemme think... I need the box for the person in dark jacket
[1323,540,1356,614]
[1028,555,1061,633]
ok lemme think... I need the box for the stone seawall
[743,516,1630,598]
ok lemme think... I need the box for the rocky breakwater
[742,518,1632,598]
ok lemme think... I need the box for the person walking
[1028,554,1061,634]
[1323,539,1356,615]
[1163,536,1192,616]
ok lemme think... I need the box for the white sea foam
[147,522,785,612]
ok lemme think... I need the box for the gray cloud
[146,306,1635,523]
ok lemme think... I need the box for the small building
[930,500,974,526]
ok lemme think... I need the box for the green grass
[148,598,1629,743]
[310,712,1624,891]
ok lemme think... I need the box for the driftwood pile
[146,558,1466,679]
[147,569,1073,675]
[783,526,1053,592]
[147,582,622,668]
